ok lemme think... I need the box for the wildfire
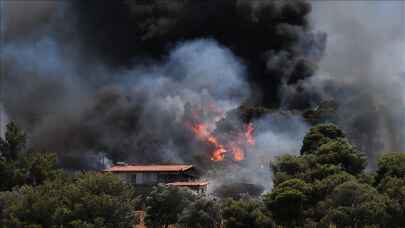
[188,108,255,162]
[191,123,227,161]
[231,145,245,161]
[245,123,255,145]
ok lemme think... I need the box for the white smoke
[254,114,309,159]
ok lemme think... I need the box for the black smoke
[72,0,326,107]
[1,0,325,170]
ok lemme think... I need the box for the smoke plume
[1,0,321,171]
[72,0,326,107]
[2,35,250,169]
[297,1,405,167]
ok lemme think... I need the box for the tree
[177,196,221,228]
[300,123,344,155]
[264,178,312,226]
[313,172,356,201]
[376,152,405,184]
[20,151,60,186]
[315,138,366,175]
[300,124,366,175]
[0,121,60,190]
[321,181,388,227]
[221,197,274,228]
[377,176,405,227]
[267,124,372,226]
[144,185,195,228]
[270,154,310,185]
[0,172,135,228]
[376,153,405,227]
[0,121,26,161]
[0,151,59,191]
[0,157,24,191]
[213,183,264,199]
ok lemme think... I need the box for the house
[166,181,208,193]
[104,163,208,192]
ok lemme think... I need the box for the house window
[136,173,143,184]
[143,173,157,184]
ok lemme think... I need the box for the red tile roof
[166,181,208,187]
[104,164,193,173]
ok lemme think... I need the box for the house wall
[111,171,195,185]
[136,173,158,184]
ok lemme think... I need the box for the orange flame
[188,105,255,162]
[231,145,244,161]
[212,146,226,161]
[191,123,210,140]
[191,123,226,161]
[245,123,255,145]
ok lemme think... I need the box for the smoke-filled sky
[307,1,405,167]
[1,0,405,173]
[0,0,316,169]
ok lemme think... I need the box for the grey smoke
[1,1,314,194]
[2,0,59,41]
[2,30,251,168]
[254,114,309,159]
[301,1,405,167]
[207,113,310,192]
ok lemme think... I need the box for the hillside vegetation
[1,122,405,227]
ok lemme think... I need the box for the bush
[0,172,135,228]
[178,196,221,228]
[144,185,195,228]
[221,197,274,228]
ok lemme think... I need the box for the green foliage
[316,138,366,174]
[0,172,135,228]
[271,124,366,187]
[2,121,404,228]
[144,185,195,228]
[213,183,264,199]
[177,196,221,228]
[271,154,309,175]
[300,123,344,155]
[0,121,26,161]
[376,152,405,183]
[375,153,405,227]
[271,154,311,185]
[0,151,59,191]
[378,177,405,227]
[221,197,274,228]
[313,172,356,200]
[321,181,389,227]
[0,122,60,191]
[268,124,371,226]
[299,124,366,175]
[20,151,60,186]
[264,179,312,226]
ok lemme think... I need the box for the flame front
[188,108,255,161]
[231,145,244,161]
[191,123,226,161]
